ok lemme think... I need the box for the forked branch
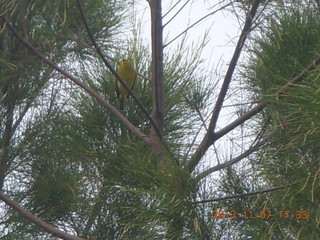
[186,1,320,173]
[186,0,262,172]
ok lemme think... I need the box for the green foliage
[238,6,320,240]
[247,9,320,97]
[6,0,320,240]
[26,113,85,220]
[0,0,122,53]
[65,51,202,238]
[0,0,211,238]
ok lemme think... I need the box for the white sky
[134,0,248,176]
[135,1,240,68]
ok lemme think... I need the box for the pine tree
[1,1,319,240]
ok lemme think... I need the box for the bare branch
[208,0,261,146]
[195,128,277,181]
[0,191,86,240]
[149,0,165,133]
[186,17,320,174]
[1,17,149,144]
[147,0,171,166]
[214,103,265,140]
[186,0,262,172]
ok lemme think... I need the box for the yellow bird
[116,59,136,110]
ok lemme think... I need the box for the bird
[116,59,136,110]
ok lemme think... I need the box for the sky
[134,0,249,176]
[135,1,240,69]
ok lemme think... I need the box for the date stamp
[211,210,308,220]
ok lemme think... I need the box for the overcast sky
[135,1,240,69]
[134,1,248,173]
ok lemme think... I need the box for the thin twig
[192,182,294,204]
[163,0,191,28]
[164,2,232,48]
[162,0,190,19]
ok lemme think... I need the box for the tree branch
[149,0,165,133]
[194,53,320,173]
[186,0,262,172]
[188,53,320,174]
[1,17,149,145]
[214,53,320,142]
[0,191,86,240]
[75,0,162,139]
[195,128,277,181]
[186,25,320,174]
[148,0,169,165]
[192,182,294,204]
[0,102,14,190]
[213,103,265,140]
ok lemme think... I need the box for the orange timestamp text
[211,210,308,220]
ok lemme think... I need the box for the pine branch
[0,191,86,240]
[214,53,320,142]
[1,17,149,145]
[75,0,162,139]
[192,182,294,204]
